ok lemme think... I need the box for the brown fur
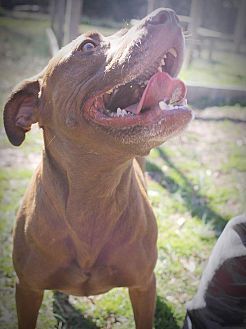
[4,8,192,329]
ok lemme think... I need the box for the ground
[0,13,245,329]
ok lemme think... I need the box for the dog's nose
[148,8,180,26]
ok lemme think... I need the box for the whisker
[46,135,56,148]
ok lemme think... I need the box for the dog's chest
[46,238,146,296]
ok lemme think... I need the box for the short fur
[4,9,192,329]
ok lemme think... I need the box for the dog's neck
[41,130,136,219]
[37,129,143,266]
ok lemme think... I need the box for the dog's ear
[4,77,41,146]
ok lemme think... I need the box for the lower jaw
[83,105,192,146]
[84,103,190,129]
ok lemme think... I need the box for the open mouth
[83,47,190,130]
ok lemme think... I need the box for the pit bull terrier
[4,8,192,329]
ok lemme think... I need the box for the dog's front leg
[16,282,44,329]
[129,274,156,329]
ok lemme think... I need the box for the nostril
[149,11,170,25]
[148,9,180,26]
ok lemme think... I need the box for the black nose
[148,8,180,26]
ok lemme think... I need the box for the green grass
[0,15,246,329]
[180,50,246,87]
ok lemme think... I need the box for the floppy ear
[4,78,41,146]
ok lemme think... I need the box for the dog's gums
[85,70,188,126]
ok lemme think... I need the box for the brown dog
[4,8,192,329]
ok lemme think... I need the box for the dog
[183,214,246,329]
[4,8,192,329]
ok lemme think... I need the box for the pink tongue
[127,72,187,114]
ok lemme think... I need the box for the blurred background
[0,1,245,328]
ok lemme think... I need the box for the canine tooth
[158,66,162,72]
[116,108,122,117]
[161,59,165,66]
[168,48,177,58]
[159,101,168,110]
[121,109,127,116]
[164,54,167,58]
[179,99,187,106]
[106,88,113,94]
[159,101,165,110]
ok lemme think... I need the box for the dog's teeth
[159,101,165,110]
[116,108,122,117]
[168,48,177,58]
[106,89,113,94]
[178,99,187,106]
[116,108,128,117]
[158,66,162,72]
[161,59,165,66]
[163,54,167,58]
[159,101,169,110]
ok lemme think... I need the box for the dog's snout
[148,8,180,26]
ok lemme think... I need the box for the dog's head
[4,8,192,156]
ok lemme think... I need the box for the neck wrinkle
[41,134,136,267]
[42,130,135,213]
[40,131,144,267]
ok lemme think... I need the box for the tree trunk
[234,0,246,53]
[63,0,83,45]
[185,0,203,67]
[51,0,66,48]
[147,0,155,14]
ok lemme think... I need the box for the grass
[0,14,246,329]
[180,50,246,87]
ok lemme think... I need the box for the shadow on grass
[53,292,99,329]
[53,292,179,329]
[155,295,180,329]
[147,147,226,233]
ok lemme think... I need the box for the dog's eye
[81,42,96,52]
